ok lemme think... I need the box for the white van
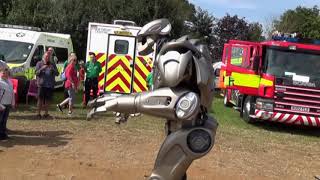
[0,24,73,97]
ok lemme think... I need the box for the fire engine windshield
[265,47,320,80]
[0,40,33,64]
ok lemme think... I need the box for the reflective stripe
[272,113,281,121]
[231,72,260,88]
[133,56,153,93]
[105,55,132,93]
[279,114,290,122]
[224,76,232,86]
[260,78,273,86]
[226,72,273,88]
[7,63,24,68]
[310,117,317,127]
[286,115,298,124]
[302,116,309,126]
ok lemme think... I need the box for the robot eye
[141,37,147,44]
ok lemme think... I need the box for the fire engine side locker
[104,34,137,94]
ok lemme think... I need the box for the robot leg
[149,115,218,180]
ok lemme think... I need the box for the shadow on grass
[252,121,320,138]
[10,109,115,122]
[10,114,89,121]
[0,130,72,148]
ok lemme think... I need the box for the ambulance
[86,20,155,94]
[0,24,73,96]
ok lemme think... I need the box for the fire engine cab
[220,35,320,127]
[86,20,155,94]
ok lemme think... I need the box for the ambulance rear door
[105,34,136,94]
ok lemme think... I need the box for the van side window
[114,40,129,54]
[31,45,44,67]
[54,47,68,63]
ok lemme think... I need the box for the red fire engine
[219,36,320,127]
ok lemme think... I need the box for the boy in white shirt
[0,66,15,140]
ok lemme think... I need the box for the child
[0,66,15,140]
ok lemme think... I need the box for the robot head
[137,19,171,56]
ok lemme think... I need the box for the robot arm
[87,87,200,121]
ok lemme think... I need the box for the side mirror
[252,56,260,73]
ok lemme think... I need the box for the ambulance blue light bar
[272,35,320,45]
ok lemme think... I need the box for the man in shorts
[35,52,59,119]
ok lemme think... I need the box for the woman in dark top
[35,52,59,119]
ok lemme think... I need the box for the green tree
[0,0,12,21]
[7,0,53,28]
[211,14,248,61]
[274,6,320,39]
[210,14,263,61]
[4,0,197,59]
[247,22,264,41]
[189,7,214,44]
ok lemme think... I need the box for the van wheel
[223,91,232,107]
[242,97,256,123]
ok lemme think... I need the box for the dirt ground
[0,111,319,180]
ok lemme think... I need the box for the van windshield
[0,40,33,64]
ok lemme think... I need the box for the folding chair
[26,79,38,105]
[10,78,18,105]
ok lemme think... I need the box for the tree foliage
[189,7,214,44]
[274,6,320,39]
[210,14,263,61]
[2,0,264,61]
[4,0,196,59]
[0,0,12,21]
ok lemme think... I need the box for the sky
[191,0,319,25]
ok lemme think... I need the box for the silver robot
[87,19,218,180]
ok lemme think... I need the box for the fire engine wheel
[223,93,232,107]
[242,97,256,123]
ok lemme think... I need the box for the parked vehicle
[0,24,73,97]
[220,35,320,127]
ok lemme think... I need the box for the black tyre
[242,96,256,123]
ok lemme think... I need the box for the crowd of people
[0,48,102,140]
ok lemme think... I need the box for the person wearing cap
[84,52,101,106]
[0,66,15,140]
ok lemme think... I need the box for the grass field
[211,93,320,144]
